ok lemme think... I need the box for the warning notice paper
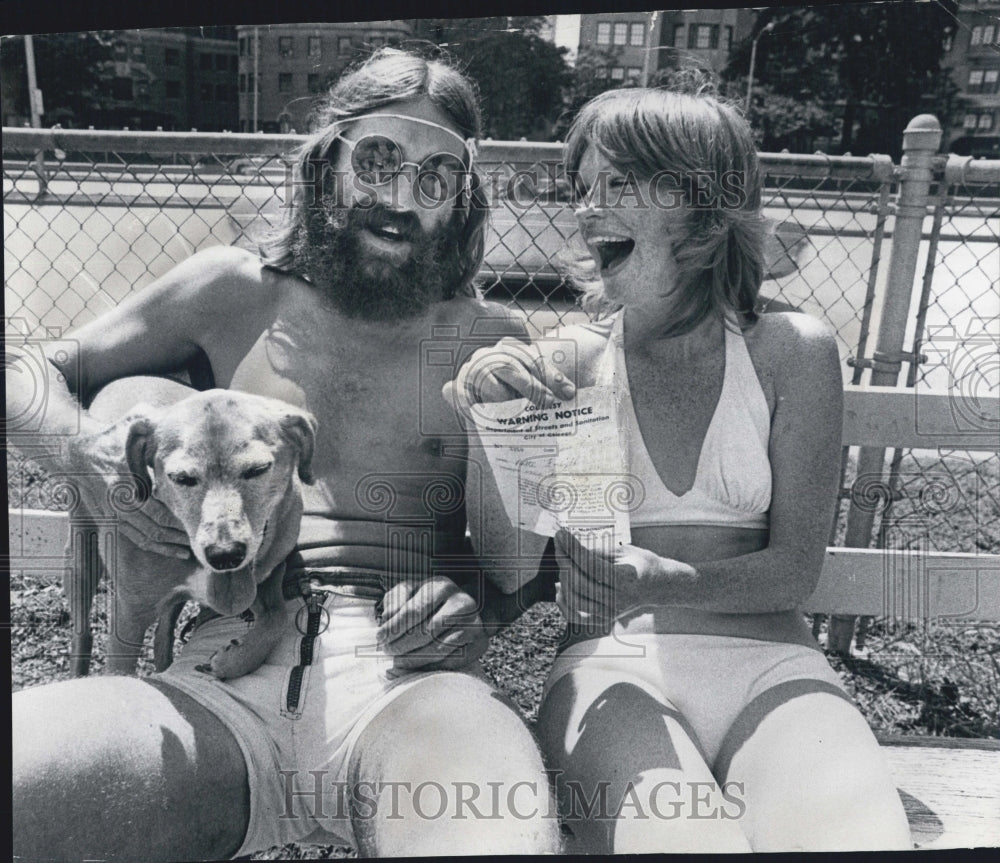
[468,386,635,549]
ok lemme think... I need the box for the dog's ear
[279,410,318,485]
[125,416,157,503]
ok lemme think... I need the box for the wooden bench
[7,385,999,849]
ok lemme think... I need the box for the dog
[66,377,317,680]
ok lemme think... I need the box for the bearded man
[9,49,560,861]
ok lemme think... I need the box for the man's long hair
[259,48,488,299]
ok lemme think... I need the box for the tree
[724,79,840,153]
[0,31,114,127]
[725,1,958,158]
[419,18,572,140]
[552,45,631,141]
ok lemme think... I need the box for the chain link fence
[5,128,999,575]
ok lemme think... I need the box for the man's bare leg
[13,676,250,863]
[348,673,561,855]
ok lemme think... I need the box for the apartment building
[577,11,663,85]
[578,9,754,84]
[235,21,413,133]
[97,28,238,131]
[942,0,1000,156]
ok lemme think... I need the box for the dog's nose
[205,542,248,571]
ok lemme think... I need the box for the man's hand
[66,422,191,559]
[376,576,488,675]
[554,528,697,635]
[442,337,576,419]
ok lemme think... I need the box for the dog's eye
[169,473,198,487]
[242,464,272,480]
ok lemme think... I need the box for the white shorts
[157,590,475,855]
[544,632,852,777]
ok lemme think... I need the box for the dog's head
[125,390,317,615]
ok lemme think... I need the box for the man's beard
[289,197,467,322]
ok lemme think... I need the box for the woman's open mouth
[589,235,635,276]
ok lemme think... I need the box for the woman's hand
[441,336,575,419]
[554,528,697,635]
[376,575,489,675]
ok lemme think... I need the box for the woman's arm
[559,313,844,619]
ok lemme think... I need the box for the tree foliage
[421,18,572,140]
[725,1,958,157]
[0,31,114,125]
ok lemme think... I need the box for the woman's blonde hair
[564,76,767,333]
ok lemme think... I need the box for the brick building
[577,9,754,85]
[97,28,238,131]
[942,0,1000,156]
[235,21,413,133]
[3,27,239,131]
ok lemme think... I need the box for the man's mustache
[335,202,424,244]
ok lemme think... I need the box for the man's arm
[6,245,266,555]
[7,245,262,453]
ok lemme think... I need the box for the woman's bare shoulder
[744,310,838,370]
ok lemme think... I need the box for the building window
[279,37,293,57]
[308,73,321,92]
[164,47,180,66]
[201,83,213,101]
[963,113,978,129]
[239,37,246,56]
[971,26,983,46]
[112,78,133,100]
[595,67,608,79]
[239,74,246,93]
[248,73,255,94]
[216,54,229,70]
[983,25,996,45]
[689,24,719,50]
[627,67,642,81]
[673,25,685,48]
[725,26,733,50]
[338,36,352,53]
[978,113,994,130]
[610,66,625,81]
[131,44,145,60]
[199,53,213,70]
[308,36,321,58]
[278,73,293,93]
[629,23,644,47]
[613,23,628,45]
[984,69,999,93]
[597,22,611,45]
[113,41,127,60]
[166,80,181,100]
[968,69,985,92]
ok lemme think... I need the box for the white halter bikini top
[596,311,772,530]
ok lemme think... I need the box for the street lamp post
[745,21,775,114]
[24,34,48,196]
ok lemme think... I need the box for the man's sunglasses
[332,114,475,203]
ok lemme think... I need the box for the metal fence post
[827,115,943,655]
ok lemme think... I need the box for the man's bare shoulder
[168,245,278,307]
